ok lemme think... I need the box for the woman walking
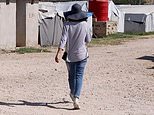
[55,3,92,109]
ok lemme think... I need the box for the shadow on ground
[0,100,76,110]
[136,55,154,69]
[137,56,154,62]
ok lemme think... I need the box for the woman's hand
[55,48,63,63]
[55,54,60,63]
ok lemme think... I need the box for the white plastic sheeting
[117,4,154,32]
[108,1,124,32]
[108,1,154,33]
[39,1,88,22]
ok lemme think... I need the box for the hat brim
[64,11,87,20]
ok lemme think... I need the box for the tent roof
[117,5,154,14]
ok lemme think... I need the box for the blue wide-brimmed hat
[64,3,88,20]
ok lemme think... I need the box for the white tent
[108,1,154,33]
[117,4,154,33]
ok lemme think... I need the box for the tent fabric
[125,14,147,23]
[109,1,154,33]
[40,15,63,46]
[117,4,154,33]
[146,13,154,32]
[124,14,146,33]
[116,5,154,15]
[39,1,88,21]
[108,1,124,32]
[38,1,92,46]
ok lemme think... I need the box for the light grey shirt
[59,21,92,62]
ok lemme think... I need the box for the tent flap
[125,14,147,23]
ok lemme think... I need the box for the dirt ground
[0,38,154,115]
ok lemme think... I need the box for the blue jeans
[66,58,87,98]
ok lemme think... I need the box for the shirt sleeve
[59,24,68,49]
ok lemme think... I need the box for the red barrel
[89,0,109,21]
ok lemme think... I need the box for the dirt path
[0,38,154,115]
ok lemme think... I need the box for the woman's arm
[55,24,68,63]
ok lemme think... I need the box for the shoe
[70,93,75,101]
[73,97,80,110]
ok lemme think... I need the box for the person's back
[63,21,91,62]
